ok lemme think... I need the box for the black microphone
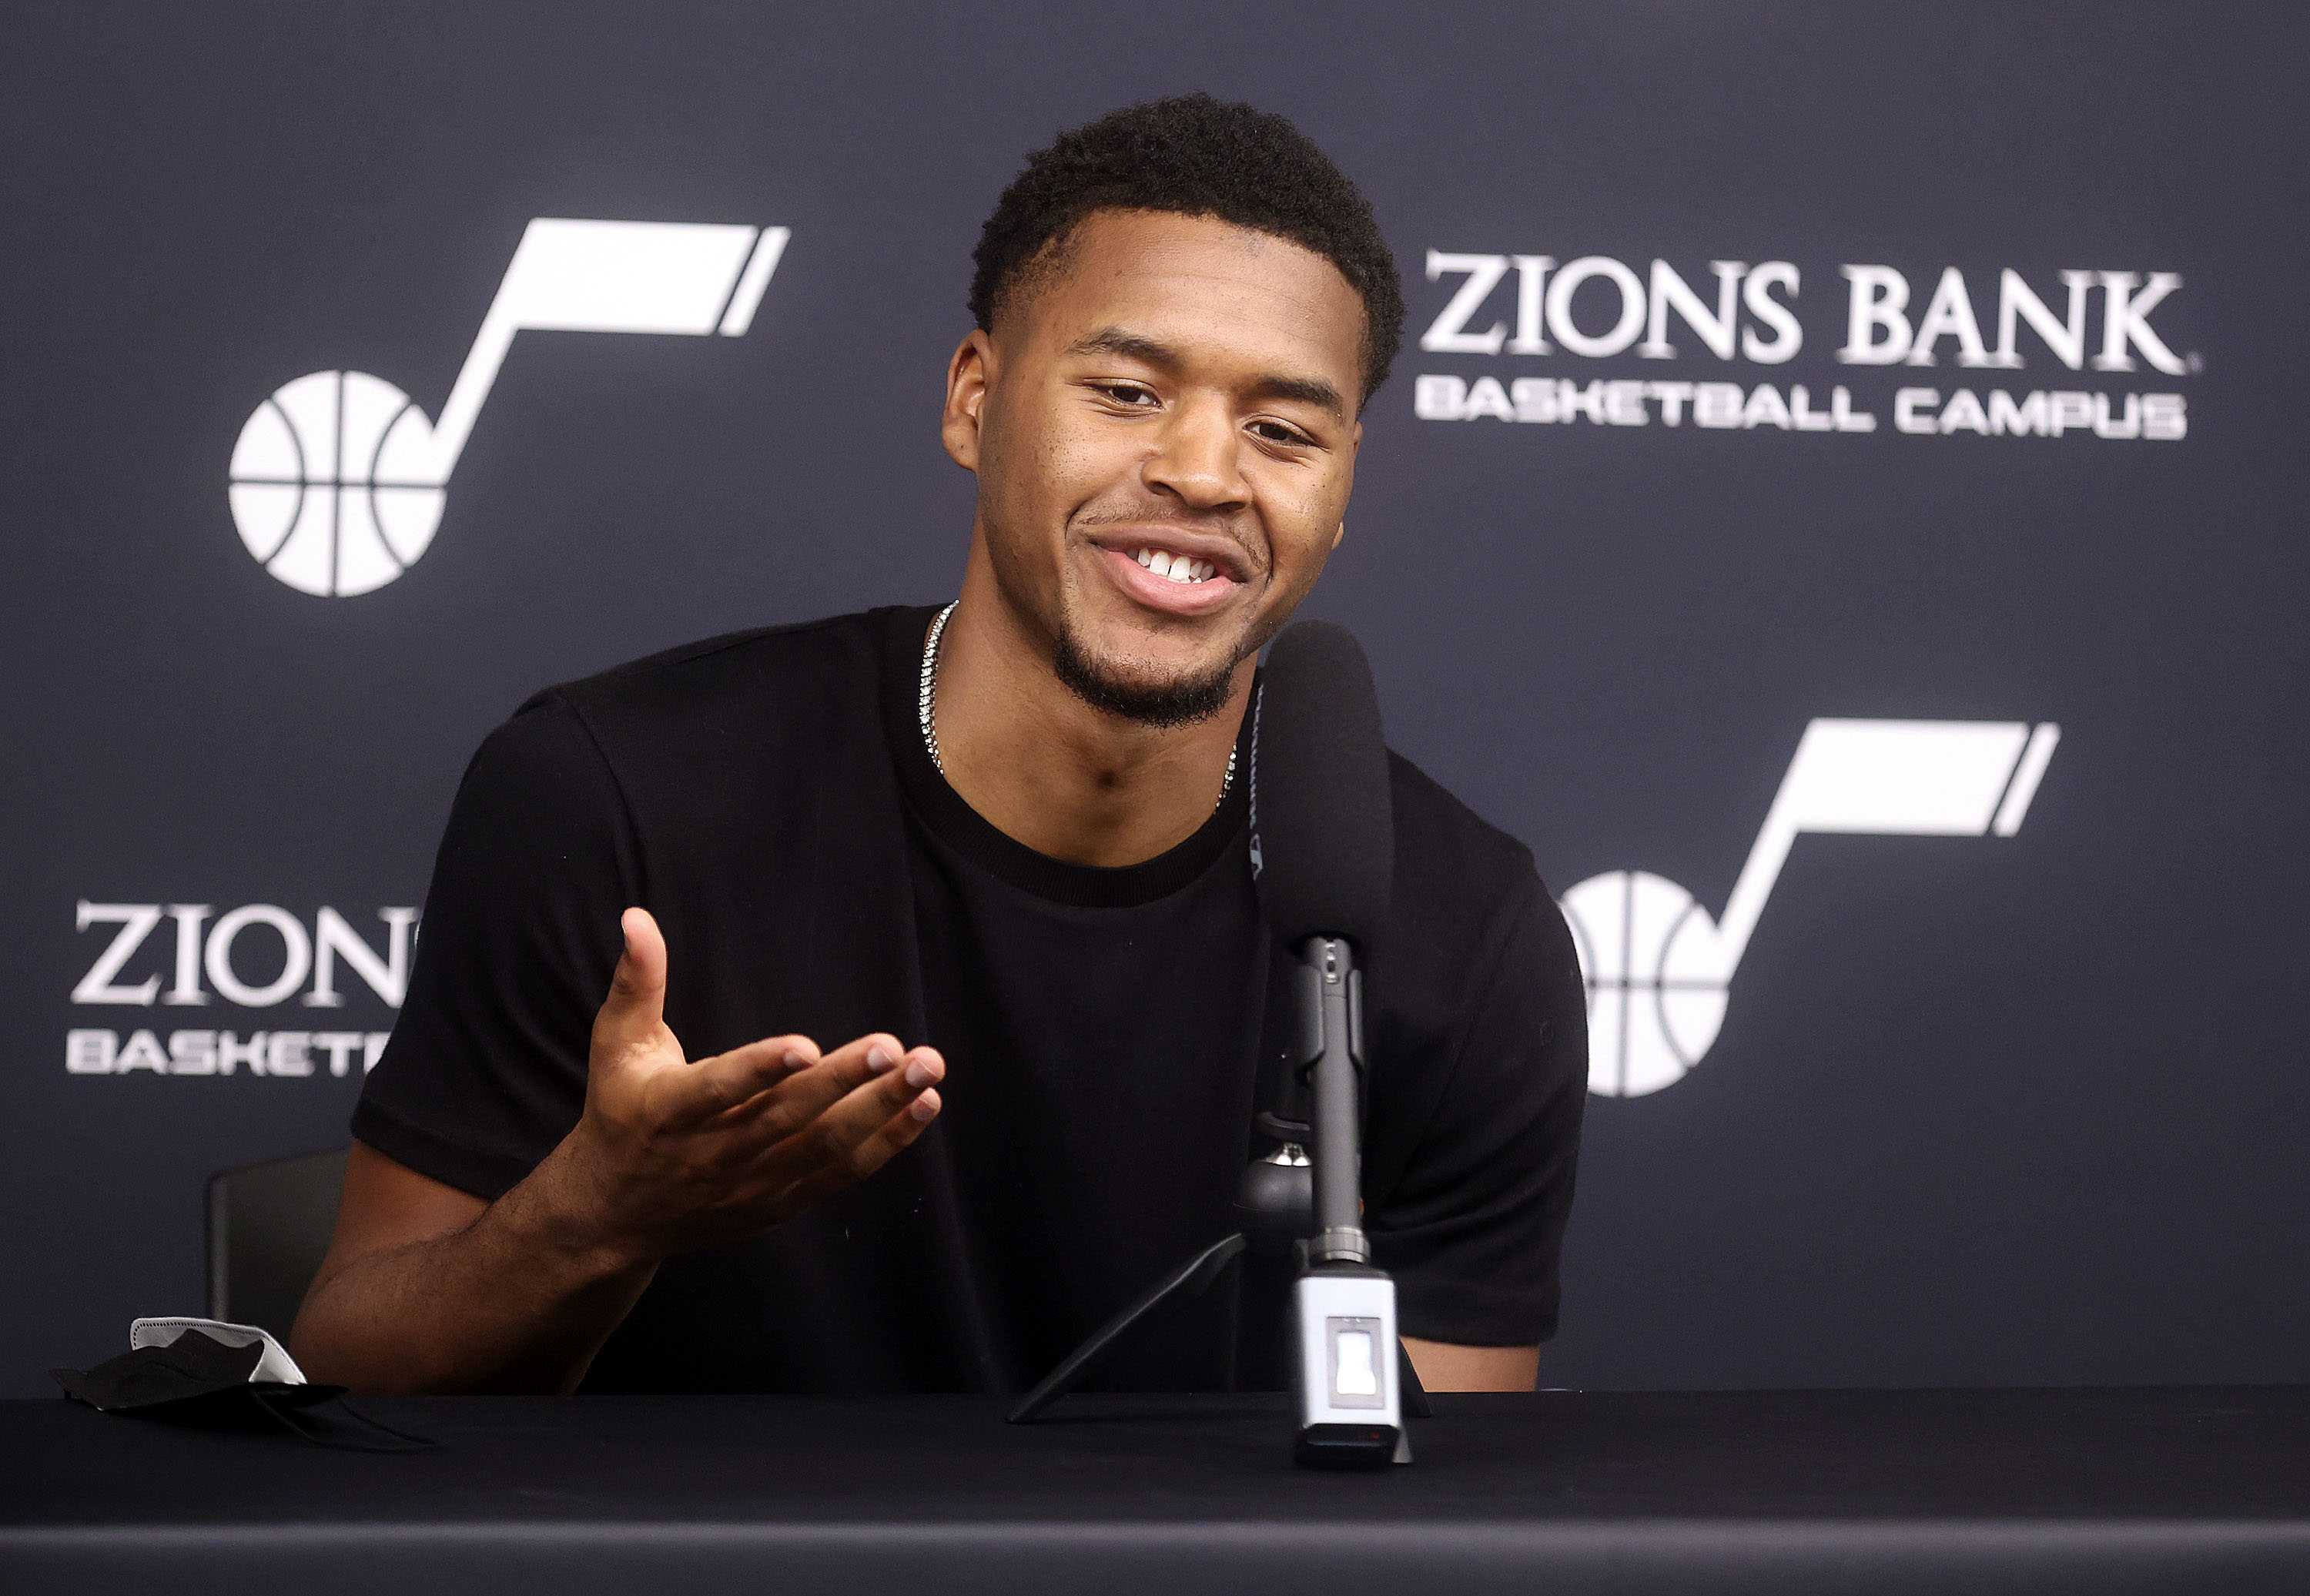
[1249,621,1394,948]
[1244,621,1405,1468]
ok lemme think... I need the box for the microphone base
[1292,1266,1405,1468]
[1295,1422,1405,1470]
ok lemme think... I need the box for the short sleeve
[1368,877,1589,1347]
[352,693,641,1199]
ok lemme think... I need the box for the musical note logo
[1562,718,2060,1096]
[227,218,790,596]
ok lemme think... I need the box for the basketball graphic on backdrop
[1561,870,1731,1098]
[1558,717,2061,1099]
[228,371,447,597]
[224,217,790,597]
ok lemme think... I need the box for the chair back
[206,1146,348,1343]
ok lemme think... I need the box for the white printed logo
[228,218,790,596]
[65,900,414,1080]
[1562,718,2059,1097]
[1413,254,2193,443]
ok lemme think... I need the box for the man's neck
[929,549,1250,868]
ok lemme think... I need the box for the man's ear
[1331,520,1346,551]
[941,330,994,472]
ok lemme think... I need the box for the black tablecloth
[4,1387,2306,1593]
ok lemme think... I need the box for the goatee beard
[1050,628,1237,729]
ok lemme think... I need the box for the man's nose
[1141,398,1249,511]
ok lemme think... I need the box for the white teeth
[1129,547,1220,584]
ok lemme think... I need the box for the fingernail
[867,1046,895,1075]
[904,1056,942,1088]
[909,1094,939,1122]
[782,1050,810,1072]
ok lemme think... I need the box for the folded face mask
[53,1318,431,1450]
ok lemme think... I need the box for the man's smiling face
[946,208,1367,725]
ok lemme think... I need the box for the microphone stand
[1006,934,1422,1468]
[1286,934,1408,1467]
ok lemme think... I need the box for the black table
[4,1387,2306,1593]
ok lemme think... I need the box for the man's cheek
[1277,500,1348,579]
[1036,433,1120,516]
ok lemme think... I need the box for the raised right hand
[531,907,944,1261]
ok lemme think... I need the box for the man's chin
[1050,631,1239,730]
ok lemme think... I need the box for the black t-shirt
[353,606,1587,1394]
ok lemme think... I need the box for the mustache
[1072,501,1267,571]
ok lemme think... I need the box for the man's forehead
[1022,211,1364,389]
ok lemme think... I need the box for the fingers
[772,1083,943,1215]
[656,1029,922,1131]
[772,1044,943,1157]
[617,1019,942,1187]
[751,1032,912,1129]
[664,1034,821,1127]
[592,908,669,1056]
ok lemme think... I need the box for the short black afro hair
[969,94,1404,407]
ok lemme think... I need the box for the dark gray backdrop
[5,1,2305,1397]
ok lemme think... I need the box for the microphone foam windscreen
[1250,621,1394,945]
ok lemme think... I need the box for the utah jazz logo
[1562,718,2059,1097]
[227,219,789,596]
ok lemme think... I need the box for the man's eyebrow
[1068,327,1177,365]
[1249,373,1347,420]
[1066,326,1348,423]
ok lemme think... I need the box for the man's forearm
[1401,1336,1539,1393]
[296,963,944,1394]
[290,1163,655,1395]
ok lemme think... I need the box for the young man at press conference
[292,95,1587,1397]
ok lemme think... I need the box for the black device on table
[1008,621,1421,1468]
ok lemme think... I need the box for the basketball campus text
[1414,256,2191,439]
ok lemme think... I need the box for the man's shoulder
[1385,748,1548,909]
[523,605,924,728]
[467,606,935,825]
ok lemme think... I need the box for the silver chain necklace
[918,601,1237,805]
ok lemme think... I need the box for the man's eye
[1100,384,1157,407]
[1251,420,1309,446]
